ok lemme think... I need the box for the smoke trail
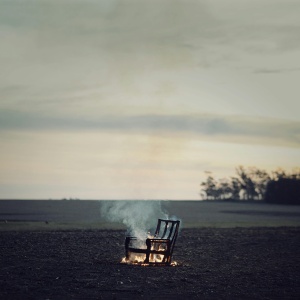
[100,200,168,240]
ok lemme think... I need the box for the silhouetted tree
[265,178,300,205]
[265,168,300,204]
[235,166,257,200]
[218,178,232,199]
[271,168,287,180]
[250,167,270,199]
[230,177,241,200]
[200,172,218,200]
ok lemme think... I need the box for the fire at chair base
[124,219,180,266]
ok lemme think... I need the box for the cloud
[1,0,300,72]
[1,109,299,148]
[254,68,300,74]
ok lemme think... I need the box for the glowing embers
[124,219,180,266]
[121,255,178,267]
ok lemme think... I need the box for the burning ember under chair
[125,219,180,265]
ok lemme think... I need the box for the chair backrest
[154,219,180,243]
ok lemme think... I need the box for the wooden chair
[125,219,180,265]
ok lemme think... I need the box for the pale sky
[0,0,299,199]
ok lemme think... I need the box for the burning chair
[124,219,180,265]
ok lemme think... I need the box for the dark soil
[1,227,299,299]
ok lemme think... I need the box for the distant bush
[265,178,300,205]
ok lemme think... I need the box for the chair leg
[144,239,151,263]
[125,237,130,260]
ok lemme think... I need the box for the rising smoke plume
[100,200,169,240]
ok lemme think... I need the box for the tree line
[200,166,300,204]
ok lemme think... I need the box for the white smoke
[100,200,169,240]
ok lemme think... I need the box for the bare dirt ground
[1,227,299,299]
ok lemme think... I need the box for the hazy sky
[0,0,299,199]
